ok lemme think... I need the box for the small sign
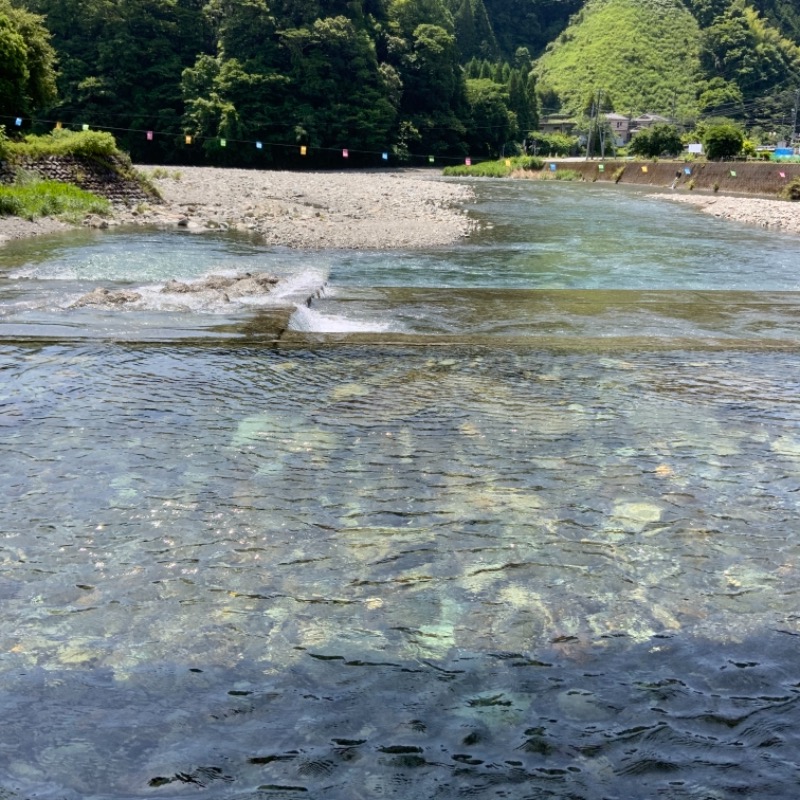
[688,143,703,154]
[55,121,62,130]
[342,149,349,158]
[300,145,307,156]
[505,159,511,167]
[147,131,154,141]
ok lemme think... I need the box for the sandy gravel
[651,192,800,234]
[0,167,477,250]
[122,166,478,249]
[0,216,72,246]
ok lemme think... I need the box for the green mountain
[5,0,800,165]
[533,0,704,118]
[531,0,800,126]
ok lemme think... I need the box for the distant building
[605,113,670,147]
[538,116,578,136]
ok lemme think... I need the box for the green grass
[550,169,584,181]
[0,180,111,221]
[443,156,544,177]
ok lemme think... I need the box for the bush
[0,126,9,162]
[552,168,582,181]
[442,155,543,177]
[781,177,800,201]
[8,129,119,160]
[628,123,683,158]
[516,156,544,170]
[703,123,744,161]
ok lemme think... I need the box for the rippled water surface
[1,181,800,799]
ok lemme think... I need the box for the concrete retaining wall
[0,155,160,205]
[523,160,800,196]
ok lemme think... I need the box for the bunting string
[1,113,497,167]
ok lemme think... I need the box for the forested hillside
[2,0,800,165]
[537,0,800,127]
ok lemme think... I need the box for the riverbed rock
[70,287,142,308]
[160,272,279,297]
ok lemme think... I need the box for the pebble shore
[122,166,478,249]
[650,192,800,234]
[0,167,478,250]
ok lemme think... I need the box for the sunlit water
[2,181,800,799]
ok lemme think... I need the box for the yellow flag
[641,165,648,173]
[55,121,62,130]
[185,135,192,145]
[300,145,307,156]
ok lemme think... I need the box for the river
[1,180,799,799]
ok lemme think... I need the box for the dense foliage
[2,0,800,166]
[535,0,704,119]
[0,0,56,118]
[536,0,800,132]
[628,123,684,157]
[701,120,745,158]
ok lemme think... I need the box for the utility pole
[598,90,606,159]
[586,88,601,160]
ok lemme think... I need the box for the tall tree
[0,0,57,118]
[27,0,211,161]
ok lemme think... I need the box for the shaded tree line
[8,0,552,166]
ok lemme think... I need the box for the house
[538,115,578,136]
[606,113,630,147]
[604,113,671,146]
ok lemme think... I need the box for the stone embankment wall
[0,155,159,205]
[525,160,800,196]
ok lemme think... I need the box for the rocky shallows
[70,271,280,309]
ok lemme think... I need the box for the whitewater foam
[288,303,397,333]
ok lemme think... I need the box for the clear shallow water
[1,181,800,799]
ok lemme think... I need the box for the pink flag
[465,157,471,166]
[780,171,786,178]
[147,131,154,141]
[342,149,349,158]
